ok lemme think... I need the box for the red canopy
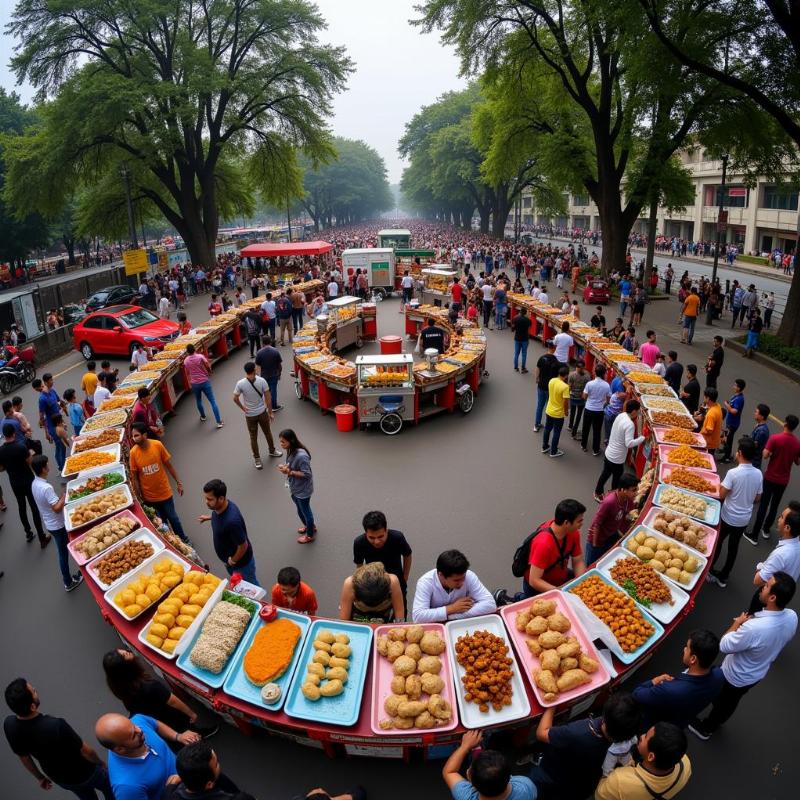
[240,240,332,258]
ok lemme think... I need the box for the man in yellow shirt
[80,361,98,413]
[543,365,570,458]
[595,722,691,800]
[696,387,722,454]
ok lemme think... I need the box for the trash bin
[334,404,356,432]
[380,335,403,355]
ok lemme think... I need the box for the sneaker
[254,458,263,470]
[521,368,529,373]
[541,445,550,453]
[592,451,601,457]
[269,449,283,457]
[706,572,727,588]
[25,532,35,543]
[40,534,52,549]
[582,446,588,452]
[593,493,604,504]
[65,573,84,593]
[216,422,224,429]
[493,588,511,607]
[533,425,542,433]
[688,722,711,741]
[513,366,519,372]
[200,415,207,422]
[762,530,771,540]
[742,531,759,547]
[272,405,284,411]
[549,450,564,458]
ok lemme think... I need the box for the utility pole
[287,195,292,242]
[120,165,138,249]
[710,153,729,289]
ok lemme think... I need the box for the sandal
[296,535,316,544]
[297,526,307,534]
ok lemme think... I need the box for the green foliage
[737,333,800,370]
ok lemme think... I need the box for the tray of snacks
[499,594,610,708]
[67,464,126,502]
[176,592,261,689]
[636,385,679,398]
[67,510,141,565]
[652,484,720,525]
[444,614,530,729]
[371,624,458,735]
[86,528,165,590]
[80,409,129,434]
[652,427,707,448]
[594,547,690,624]
[625,371,665,385]
[98,395,136,412]
[120,372,161,388]
[112,384,146,395]
[659,445,716,472]
[659,464,720,497]
[621,526,708,591]
[639,507,717,557]
[65,483,133,532]
[648,410,696,430]
[62,444,121,478]
[284,620,373,727]
[640,396,688,413]
[563,571,664,665]
[222,608,311,712]
[107,551,192,621]
[137,570,225,656]
[71,427,125,454]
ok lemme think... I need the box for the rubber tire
[294,381,303,400]
[80,341,94,360]
[379,412,403,435]
[0,374,14,396]
[355,335,364,349]
[458,387,475,414]
[22,364,36,383]
[373,288,387,301]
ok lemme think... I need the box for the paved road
[0,294,798,799]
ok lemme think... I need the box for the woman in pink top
[183,344,223,428]
[639,330,661,368]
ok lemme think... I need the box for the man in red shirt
[585,473,638,565]
[271,566,318,615]
[748,414,800,544]
[450,279,463,306]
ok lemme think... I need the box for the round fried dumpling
[530,598,557,617]
[405,625,424,643]
[547,612,571,633]
[392,655,417,677]
[405,674,422,700]
[419,631,446,655]
[540,649,561,672]
[301,682,321,701]
[387,641,405,662]
[376,635,390,657]
[325,667,349,683]
[313,639,332,652]
[390,675,406,694]
[307,662,326,677]
[392,715,414,729]
[329,656,350,669]
[317,630,335,644]
[312,650,331,666]
[305,673,321,686]
[333,633,350,645]
[525,616,549,635]
[387,627,407,642]
[397,700,427,719]
[427,694,452,720]
[331,643,351,658]
[417,655,442,675]
[420,672,444,695]
[384,693,408,717]
[320,679,344,697]
[414,710,437,729]
[404,643,422,661]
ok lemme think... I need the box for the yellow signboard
[158,251,169,271]
[123,249,148,276]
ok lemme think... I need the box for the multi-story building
[521,151,800,254]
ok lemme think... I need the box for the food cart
[377,228,411,249]
[421,267,457,306]
[393,249,436,289]
[356,354,415,435]
[326,296,363,352]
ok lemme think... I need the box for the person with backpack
[494,499,587,604]
[276,290,294,346]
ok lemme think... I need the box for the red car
[73,305,180,360]
[583,278,610,305]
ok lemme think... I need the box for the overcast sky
[0,0,465,183]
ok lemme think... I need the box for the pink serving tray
[639,507,718,559]
[658,444,716,473]
[370,622,459,736]
[658,463,721,498]
[499,592,610,708]
[67,509,143,566]
[652,427,707,449]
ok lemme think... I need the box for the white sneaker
[269,449,283,457]
[254,458,263,470]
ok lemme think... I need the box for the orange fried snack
[243,618,302,686]
[454,630,514,713]
[666,445,710,468]
[64,449,117,474]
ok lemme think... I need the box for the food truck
[341,248,396,298]
[377,228,411,249]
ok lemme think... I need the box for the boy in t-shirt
[271,566,318,615]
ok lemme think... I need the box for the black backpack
[511,525,574,578]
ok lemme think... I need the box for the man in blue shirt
[633,629,724,730]
[619,277,632,317]
[33,374,63,444]
[749,403,771,469]
[2,400,25,444]
[719,379,746,462]
[96,713,199,800]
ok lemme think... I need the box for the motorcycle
[0,343,37,395]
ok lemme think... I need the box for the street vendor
[417,317,447,354]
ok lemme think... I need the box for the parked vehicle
[72,305,179,360]
[0,343,37,395]
[583,278,610,305]
[84,285,141,312]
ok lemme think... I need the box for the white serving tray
[66,463,127,502]
[64,482,133,533]
[85,529,165,591]
[61,443,121,478]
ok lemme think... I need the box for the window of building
[522,196,532,208]
[762,185,798,210]
[704,185,748,207]
[572,194,590,206]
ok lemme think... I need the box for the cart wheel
[379,412,403,435]
[294,381,302,400]
[373,288,386,301]
[458,387,474,414]
[355,335,364,349]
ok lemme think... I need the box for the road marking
[51,360,85,380]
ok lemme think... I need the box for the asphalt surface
[1,291,798,800]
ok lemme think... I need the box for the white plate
[66,464,127,502]
[61,443,121,478]
[64,483,133,532]
[85,529,165,591]
[619,528,708,592]
[444,614,530,729]
[594,547,690,624]
[70,428,125,455]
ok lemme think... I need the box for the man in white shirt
[553,321,573,364]
[538,286,549,305]
[260,293,277,342]
[158,293,170,319]
[581,363,612,456]
[748,503,800,614]
[232,361,282,470]
[327,277,339,299]
[708,437,763,588]
[400,271,414,307]
[31,454,83,592]
[594,399,644,502]
[689,571,797,739]
[412,549,497,623]
[92,373,111,411]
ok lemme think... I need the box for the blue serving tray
[294,346,316,353]
[283,619,373,727]
[562,569,665,665]
[175,598,261,689]
[652,484,721,526]
[221,609,311,712]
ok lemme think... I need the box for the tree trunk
[64,237,76,266]
[644,196,658,286]
[479,208,490,234]
[777,268,800,347]
[491,189,511,238]
[593,190,631,278]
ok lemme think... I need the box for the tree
[6,0,351,266]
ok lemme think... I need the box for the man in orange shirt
[680,287,700,344]
[128,421,188,541]
[696,388,723,455]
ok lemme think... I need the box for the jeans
[764,308,772,328]
[535,387,548,428]
[12,482,45,540]
[292,494,316,536]
[245,411,276,458]
[483,300,492,327]
[543,415,564,454]
[54,438,67,472]
[191,380,222,424]
[266,318,276,341]
[585,533,619,566]
[751,479,786,536]
[595,457,624,496]
[701,677,755,732]
[683,315,696,342]
[711,520,748,580]
[226,557,260,587]
[568,399,585,432]
[402,287,412,304]
[620,300,628,317]
[152,496,187,541]
[49,526,72,586]
[720,427,738,460]
[266,376,280,409]
[730,307,741,327]
[57,763,114,800]
[513,339,529,369]
[581,408,604,454]
[603,412,619,442]
[292,308,304,332]
[495,304,507,329]
[248,332,261,357]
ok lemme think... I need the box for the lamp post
[119,165,139,250]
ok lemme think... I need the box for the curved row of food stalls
[61,285,721,760]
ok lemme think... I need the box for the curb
[727,339,800,381]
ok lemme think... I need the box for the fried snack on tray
[627,530,701,586]
[73,428,121,453]
[454,630,514,713]
[73,515,138,558]
[665,467,716,494]
[662,428,700,445]
[658,487,708,518]
[243,618,302,685]
[64,449,117,474]
[189,600,252,674]
[93,539,154,585]
[666,445,711,468]
[68,489,128,525]
[650,411,695,429]
[609,556,673,605]
[627,372,666,384]
[649,510,709,552]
